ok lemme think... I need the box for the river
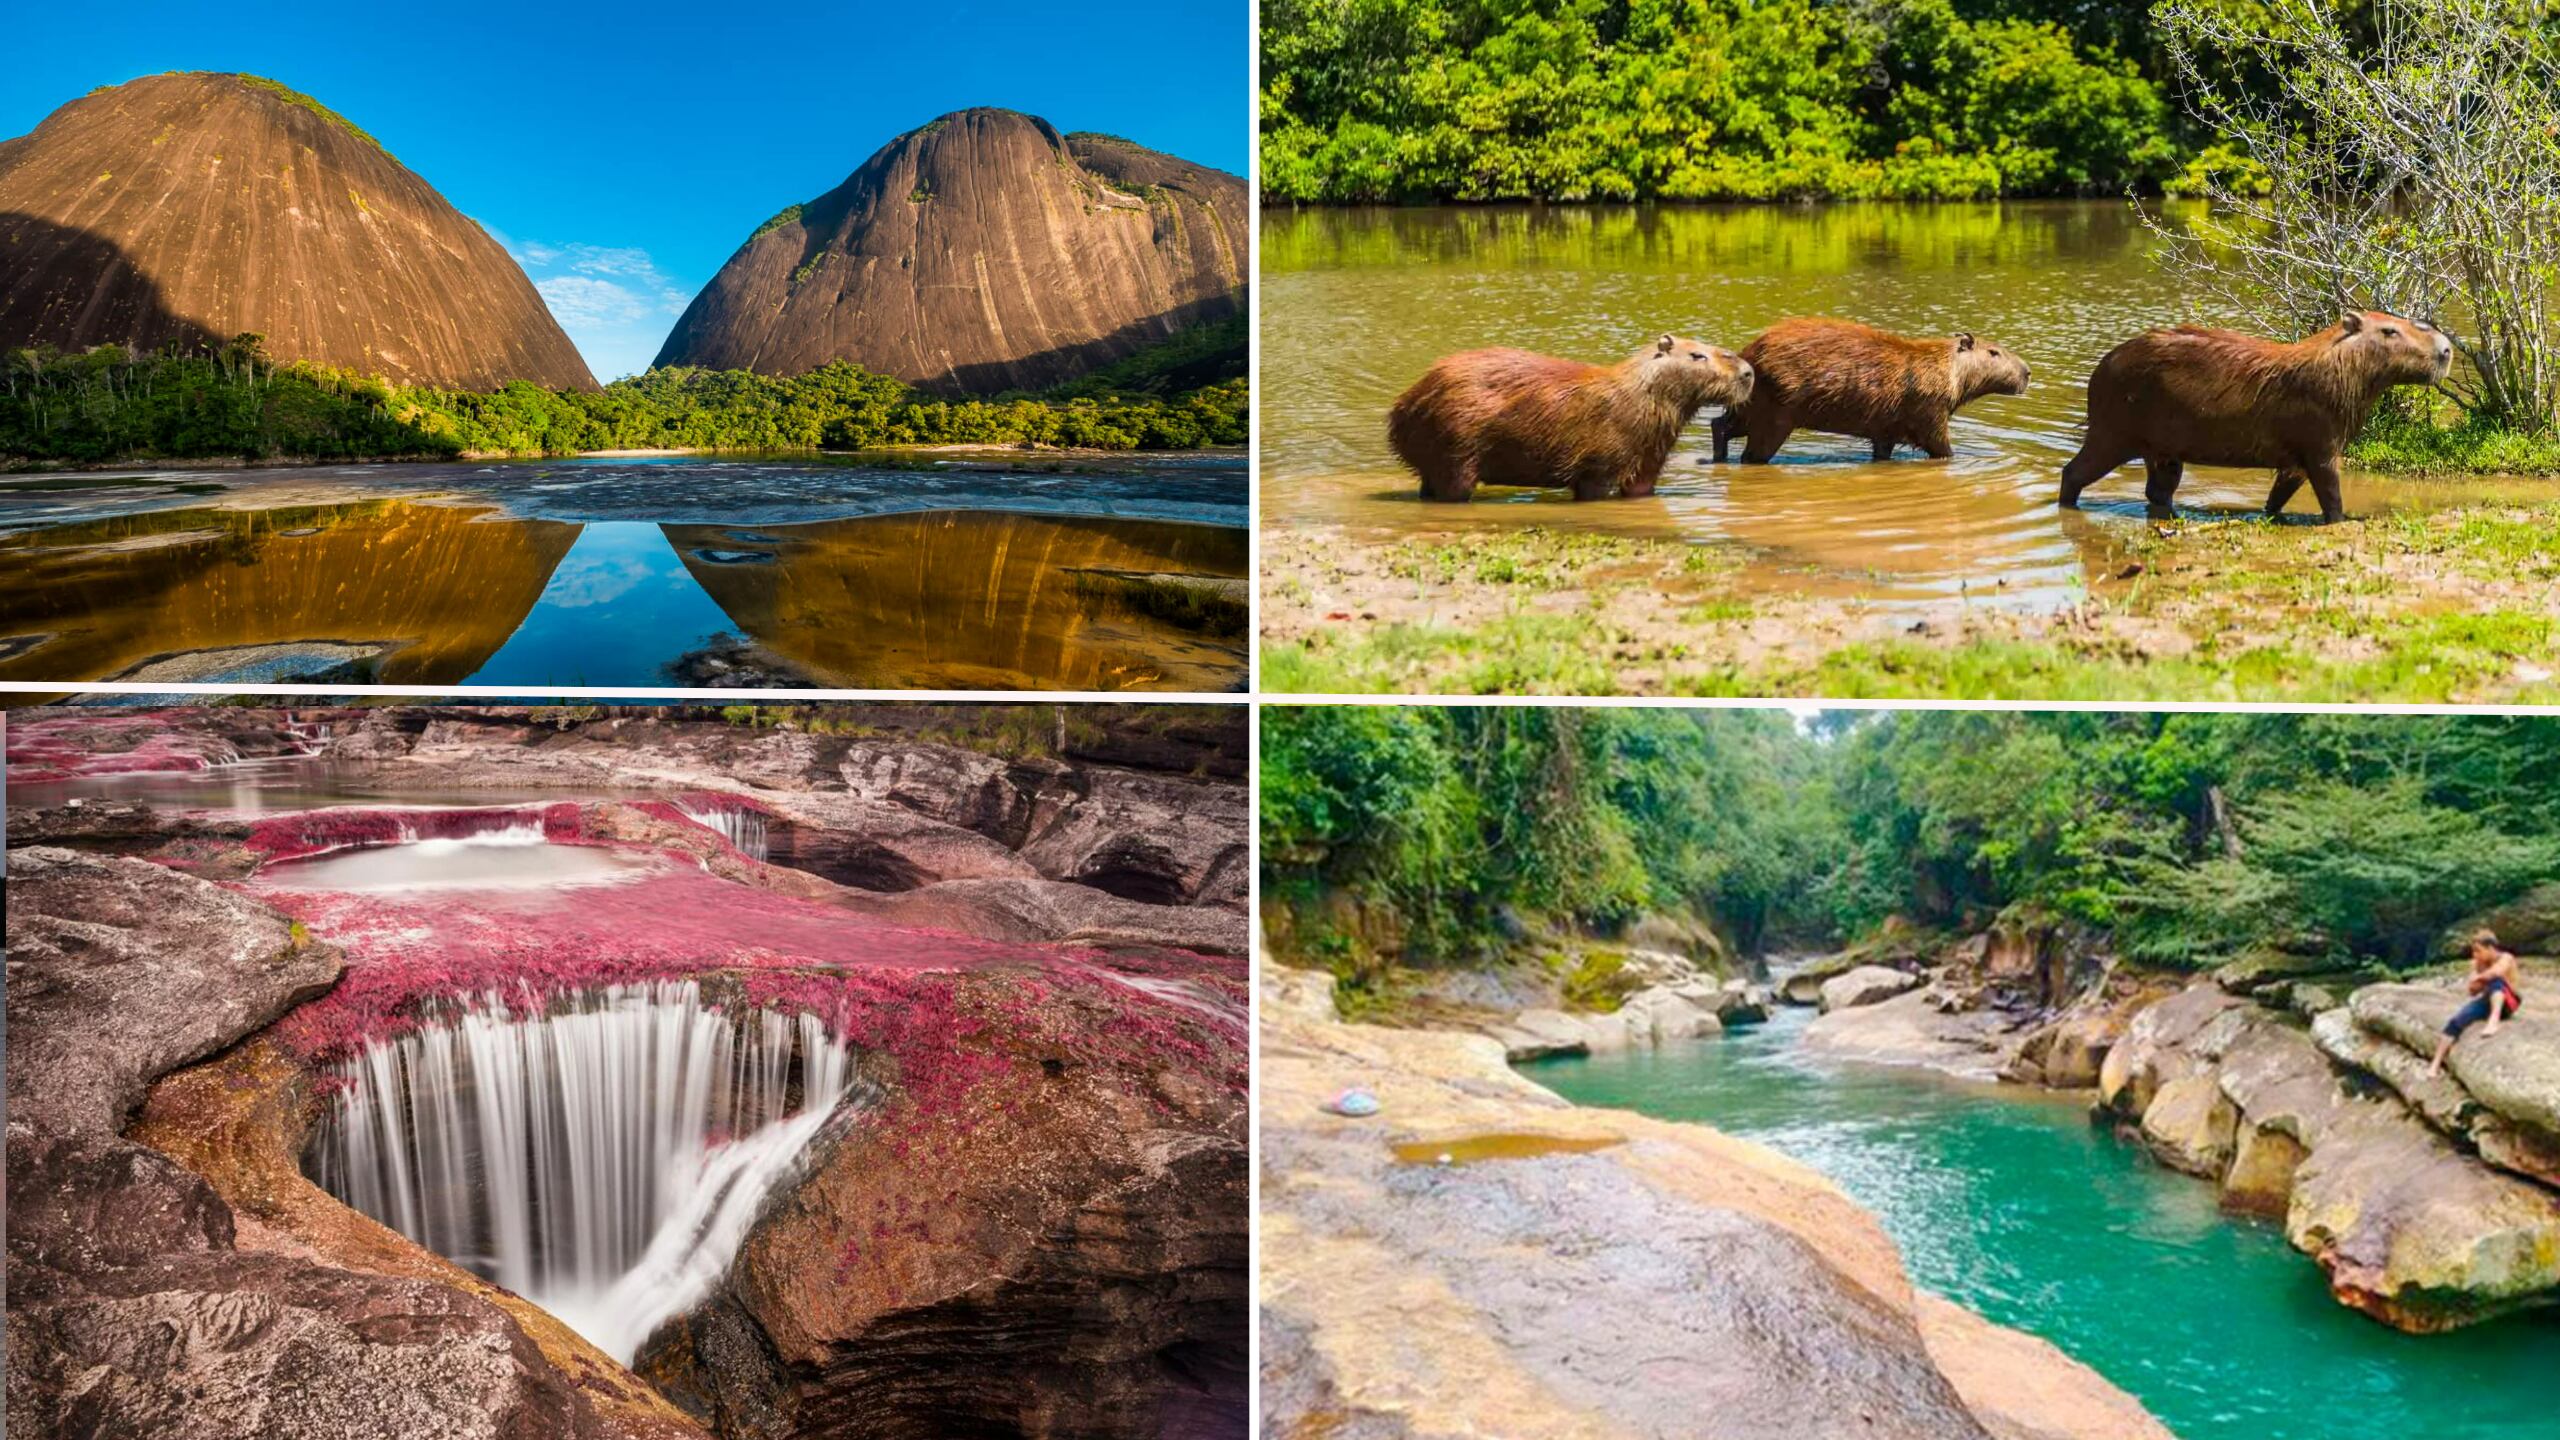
[1263,202,2542,611]
[1528,1005,2558,1440]
[0,450,1247,690]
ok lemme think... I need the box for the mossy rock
[1561,947,1639,1014]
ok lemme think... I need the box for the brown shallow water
[1263,202,2545,611]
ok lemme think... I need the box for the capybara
[2059,310,2453,523]
[1709,319,2031,464]
[1388,334,1754,501]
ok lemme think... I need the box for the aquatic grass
[1379,527,1664,591]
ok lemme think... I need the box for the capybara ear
[1956,332,1975,351]
[2338,311,2364,335]
[1656,333,1676,355]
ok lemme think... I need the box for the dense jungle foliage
[1261,707,2560,974]
[1260,0,2240,201]
[0,328,1248,465]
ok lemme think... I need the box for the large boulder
[637,969,1248,1438]
[1258,970,2173,1440]
[2136,1074,2237,1179]
[2096,985,2252,1119]
[1820,965,1924,1013]
[1479,1007,1632,1064]
[3,848,341,1137]
[2343,982,2560,1186]
[2008,1009,2129,1090]
[2211,1021,2345,1216]
[2285,1102,2560,1330]
[749,793,1041,890]
[1616,985,1726,1047]
[1016,769,1249,909]
[1801,987,2022,1080]
[2442,883,2560,958]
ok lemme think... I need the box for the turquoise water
[1528,1007,2559,1440]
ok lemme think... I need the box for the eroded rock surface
[5,707,1253,1438]
[1259,966,2173,1440]
[2096,968,2560,1329]
[654,110,1244,393]
[639,968,1247,1439]
[0,72,594,390]
[5,850,677,1440]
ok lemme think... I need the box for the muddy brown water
[1263,202,2547,611]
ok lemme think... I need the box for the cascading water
[308,980,856,1362]
[392,815,550,847]
[676,799,769,862]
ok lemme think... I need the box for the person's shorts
[2444,983,2520,1037]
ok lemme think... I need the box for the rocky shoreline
[5,708,1249,1439]
[1774,899,2560,1332]
[1259,964,2173,1440]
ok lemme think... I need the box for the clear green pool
[1527,1006,2559,1440]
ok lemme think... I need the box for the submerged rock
[1259,966,2174,1440]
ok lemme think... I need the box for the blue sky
[2,1,1248,380]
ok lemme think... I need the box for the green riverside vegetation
[1261,708,2560,997]
[1260,0,2193,202]
[0,332,1246,465]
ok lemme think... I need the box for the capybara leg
[1870,437,1895,462]
[2307,461,2347,524]
[1572,464,1620,501]
[2265,470,2307,515]
[1918,424,1953,461]
[2058,443,2125,508]
[1420,458,1480,503]
[2143,460,2184,519]
[1741,423,1791,465]
[1711,412,1736,464]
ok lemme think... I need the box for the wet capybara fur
[1709,319,2030,464]
[2060,310,2453,523]
[1388,334,1754,501]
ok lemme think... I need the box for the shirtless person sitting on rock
[2429,928,2523,1077]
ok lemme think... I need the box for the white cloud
[537,275,657,328]
[510,239,698,381]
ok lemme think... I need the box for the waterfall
[391,815,550,848]
[309,981,855,1362]
[675,799,769,862]
[1081,965,1247,1036]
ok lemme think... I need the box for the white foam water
[675,799,770,863]
[309,981,856,1361]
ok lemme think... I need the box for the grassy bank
[1262,503,2560,703]
[2347,406,2560,478]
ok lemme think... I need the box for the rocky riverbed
[4,707,1249,1440]
[1258,965,2172,1440]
